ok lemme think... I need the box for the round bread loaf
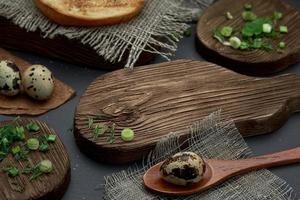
[35,0,145,26]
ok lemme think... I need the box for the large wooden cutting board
[0,119,70,200]
[0,17,154,70]
[196,0,300,76]
[74,60,300,164]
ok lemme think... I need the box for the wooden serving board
[0,119,70,200]
[196,0,300,76]
[0,17,154,70]
[74,60,300,164]
[0,48,75,115]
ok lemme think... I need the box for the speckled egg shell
[0,60,22,96]
[160,152,206,186]
[23,65,55,100]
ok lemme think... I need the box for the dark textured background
[1,0,300,199]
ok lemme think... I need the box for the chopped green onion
[244,3,252,10]
[93,123,108,140]
[262,23,272,33]
[229,36,241,49]
[280,26,288,33]
[11,145,21,155]
[26,122,40,132]
[3,166,19,177]
[15,126,25,140]
[221,26,233,37]
[121,128,135,142]
[39,143,49,152]
[279,41,286,49]
[47,135,56,142]
[252,38,262,48]
[88,117,94,129]
[107,123,116,144]
[274,11,283,20]
[27,138,39,150]
[226,12,233,20]
[242,11,257,21]
[39,160,53,173]
[213,29,225,43]
[14,147,29,161]
[240,41,250,50]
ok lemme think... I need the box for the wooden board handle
[218,148,300,177]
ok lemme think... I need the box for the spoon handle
[223,147,300,175]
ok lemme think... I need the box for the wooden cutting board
[74,60,300,164]
[196,0,300,76]
[0,17,154,70]
[0,119,70,200]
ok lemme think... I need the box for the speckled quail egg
[160,152,206,186]
[0,60,22,96]
[23,65,55,100]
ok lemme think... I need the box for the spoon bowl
[143,147,300,196]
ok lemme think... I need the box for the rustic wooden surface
[74,59,300,164]
[143,147,300,196]
[0,48,75,115]
[196,0,300,76]
[0,17,155,70]
[0,119,71,200]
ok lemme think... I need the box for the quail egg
[0,60,22,96]
[160,152,206,186]
[23,65,55,100]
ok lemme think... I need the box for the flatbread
[35,0,145,26]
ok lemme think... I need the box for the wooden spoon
[143,147,300,196]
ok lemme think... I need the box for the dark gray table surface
[1,1,300,199]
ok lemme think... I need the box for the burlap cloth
[0,0,214,68]
[104,112,297,200]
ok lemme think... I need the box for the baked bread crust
[35,0,145,26]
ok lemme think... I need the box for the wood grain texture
[74,59,300,164]
[0,48,75,115]
[0,17,154,70]
[196,0,300,76]
[0,119,70,200]
[144,147,300,196]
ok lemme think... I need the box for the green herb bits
[26,122,40,132]
[279,42,286,49]
[242,11,257,21]
[212,3,288,53]
[27,138,40,150]
[244,3,252,10]
[47,134,57,142]
[226,12,233,20]
[39,160,53,173]
[262,23,272,33]
[121,128,135,142]
[274,11,283,20]
[280,26,288,33]
[229,37,241,49]
[221,26,233,37]
[3,166,19,177]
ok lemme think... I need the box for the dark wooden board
[0,119,70,200]
[0,48,75,115]
[0,17,155,70]
[74,59,300,164]
[196,0,300,76]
